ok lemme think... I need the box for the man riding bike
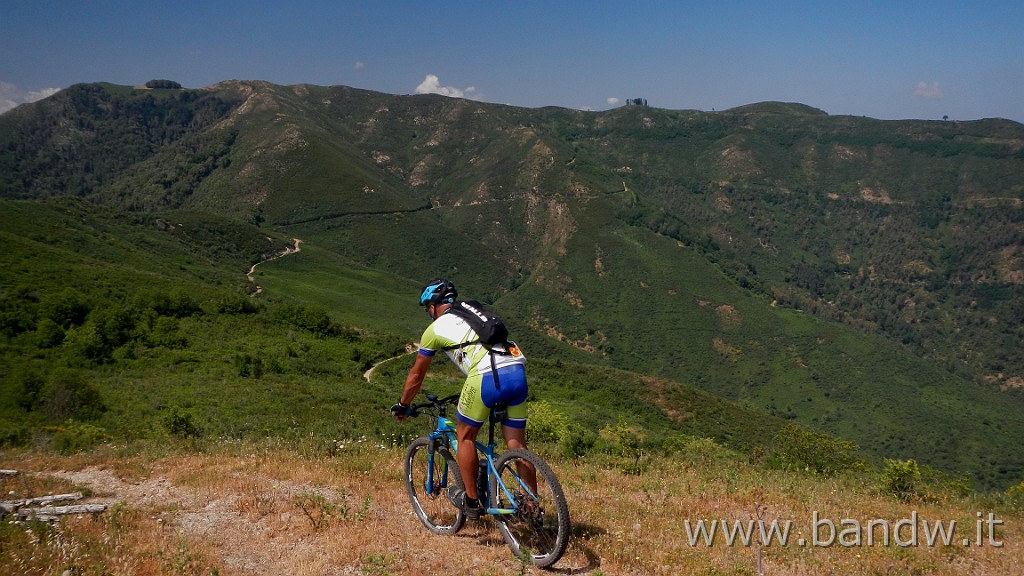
[391,278,534,519]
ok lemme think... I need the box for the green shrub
[769,423,864,476]
[49,420,110,453]
[213,294,259,314]
[235,353,264,378]
[561,427,596,459]
[12,366,46,411]
[148,316,189,348]
[882,458,922,502]
[92,305,137,350]
[33,317,65,348]
[274,303,338,337]
[39,368,107,422]
[1006,481,1024,511]
[38,287,91,328]
[0,420,30,447]
[600,418,646,474]
[164,408,203,439]
[0,292,36,336]
[528,400,571,444]
[681,436,736,465]
[62,322,107,362]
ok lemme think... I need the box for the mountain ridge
[2,81,1022,489]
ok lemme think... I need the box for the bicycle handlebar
[408,392,460,417]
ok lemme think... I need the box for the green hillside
[1,82,1023,490]
[0,199,790,461]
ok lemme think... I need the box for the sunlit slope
[256,192,1024,489]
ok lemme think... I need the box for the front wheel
[404,437,466,534]
[492,448,570,568]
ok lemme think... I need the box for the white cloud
[414,74,481,100]
[607,97,620,106]
[914,81,944,99]
[0,82,61,114]
[354,61,365,71]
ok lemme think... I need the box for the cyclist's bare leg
[456,420,481,499]
[502,425,537,493]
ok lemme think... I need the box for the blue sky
[2,1,1022,122]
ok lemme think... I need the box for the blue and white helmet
[419,278,457,306]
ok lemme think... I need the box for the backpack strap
[437,301,511,388]
[438,339,505,388]
[439,339,480,352]
[490,350,501,389]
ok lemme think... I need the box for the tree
[145,79,183,89]
[40,368,107,421]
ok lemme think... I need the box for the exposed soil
[11,450,595,576]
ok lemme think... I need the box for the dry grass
[2,441,1021,575]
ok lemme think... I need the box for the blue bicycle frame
[421,395,533,516]
[407,392,571,568]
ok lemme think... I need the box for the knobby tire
[491,448,571,568]
[404,436,466,535]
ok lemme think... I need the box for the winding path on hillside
[247,238,303,296]
[363,344,418,382]
[241,239,428,383]
[244,239,418,383]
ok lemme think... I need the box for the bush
[62,305,138,363]
[38,288,90,328]
[882,458,922,502]
[132,288,201,318]
[680,436,736,465]
[561,427,596,459]
[39,368,107,422]
[528,400,570,443]
[164,408,202,439]
[34,318,65,348]
[1006,481,1024,511]
[525,401,596,458]
[235,353,264,378]
[48,421,110,453]
[0,288,37,336]
[600,418,646,474]
[769,423,864,476]
[0,420,29,447]
[12,366,46,411]
[92,305,137,349]
[274,303,338,337]
[145,79,182,89]
[62,322,107,362]
[213,294,259,315]
[148,316,188,348]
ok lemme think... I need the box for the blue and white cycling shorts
[456,364,528,429]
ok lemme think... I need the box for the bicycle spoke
[404,437,465,535]
[492,448,570,568]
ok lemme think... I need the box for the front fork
[425,434,450,496]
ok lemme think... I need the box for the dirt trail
[247,238,303,295]
[363,344,418,382]
[30,451,582,576]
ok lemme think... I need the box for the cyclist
[391,278,534,519]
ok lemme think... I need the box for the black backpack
[444,300,510,350]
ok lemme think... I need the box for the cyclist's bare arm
[396,353,432,420]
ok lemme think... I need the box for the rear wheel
[492,448,570,568]
[404,437,465,534]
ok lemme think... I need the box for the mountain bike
[403,393,571,568]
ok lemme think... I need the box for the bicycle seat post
[489,403,508,446]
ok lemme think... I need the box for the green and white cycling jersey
[417,310,525,376]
